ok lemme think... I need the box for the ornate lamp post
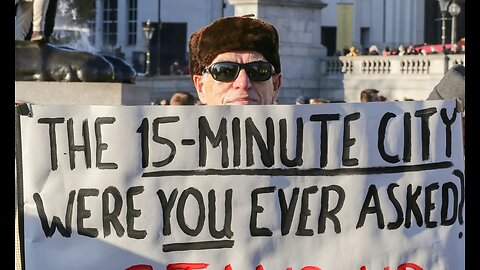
[448,2,461,48]
[142,20,155,76]
[437,0,450,54]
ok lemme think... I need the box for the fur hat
[188,16,281,76]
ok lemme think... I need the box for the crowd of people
[153,87,429,106]
[340,40,465,57]
[294,89,401,105]
[152,91,202,106]
[152,83,455,106]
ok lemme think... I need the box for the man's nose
[232,69,252,89]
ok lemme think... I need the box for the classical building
[93,0,234,75]
[91,0,465,103]
[92,0,464,68]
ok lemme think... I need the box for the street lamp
[142,19,155,76]
[437,0,450,54]
[448,2,461,48]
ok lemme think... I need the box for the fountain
[49,25,97,52]
[48,1,102,51]
[14,1,151,105]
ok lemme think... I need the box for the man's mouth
[225,97,256,105]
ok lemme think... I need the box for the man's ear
[193,75,206,104]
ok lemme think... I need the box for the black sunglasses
[202,61,275,82]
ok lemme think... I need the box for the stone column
[228,0,327,104]
[117,0,128,48]
[95,0,103,49]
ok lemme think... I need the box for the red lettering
[167,263,209,270]
[129,262,423,270]
[360,263,422,270]
[126,265,153,270]
[227,264,321,270]
[398,263,423,270]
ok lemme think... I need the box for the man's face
[193,51,281,105]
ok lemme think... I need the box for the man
[169,59,184,75]
[295,95,309,105]
[360,88,380,102]
[170,91,196,105]
[188,15,281,105]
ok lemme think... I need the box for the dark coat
[427,64,465,111]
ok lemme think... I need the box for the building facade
[93,0,235,75]
[93,0,464,67]
[91,0,464,103]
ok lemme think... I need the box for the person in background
[382,46,391,56]
[295,95,309,105]
[397,44,406,56]
[170,91,196,105]
[406,45,419,55]
[368,45,380,55]
[449,44,459,54]
[346,46,358,57]
[309,98,329,104]
[426,64,465,147]
[458,37,465,52]
[152,98,170,105]
[43,0,57,41]
[188,15,281,105]
[24,0,57,41]
[360,88,380,102]
[15,0,50,41]
[169,59,184,75]
[160,98,170,105]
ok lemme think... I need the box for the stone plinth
[228,0,328,102]
[15,81,151,105]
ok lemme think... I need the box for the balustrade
[324,54,464,76]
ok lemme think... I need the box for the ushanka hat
[189,15,281,76]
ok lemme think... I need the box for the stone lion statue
[15,40,137,83]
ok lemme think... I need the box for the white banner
[16,101,465,270]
